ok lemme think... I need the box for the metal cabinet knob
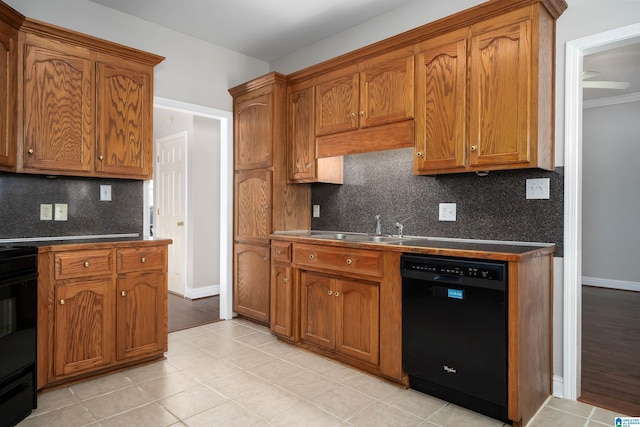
[328,290,333,296]
[305,163,313,169]
[276,250,282,255]
[121,291,126,297]
[99,155,104,160]
[416,151,423,157]
[59,299,65,305]
[263,257,269,262]
[346,259,353,265]
[334,292,340,297]
[470,145,477,152]
[359,111,365,116]
[283,278,289,283]
[309,254,316,260]
[141,257,146,263]
[84,261,90,268]
[177,221,184,226]
[28,148,34,154]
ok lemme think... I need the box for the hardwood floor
[580,285,640,416]
[168,293,220,332]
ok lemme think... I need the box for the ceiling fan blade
[582,80,631,89]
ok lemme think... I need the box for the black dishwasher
[401,254,509,423]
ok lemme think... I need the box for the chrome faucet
[395,222,404,238]
[375,215,382,235]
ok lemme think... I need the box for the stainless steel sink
[310,232,404,243]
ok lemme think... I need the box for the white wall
[5,0,269,112]
[582,101,640,284]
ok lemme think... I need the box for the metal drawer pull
[334,292,340,297]
[141,257,146,263]
[121,291,126,297]
[328,290,333,296]
[346,259,353,265]
[59,299,65,305]
[309,254,316,260]
[84,261,90,268]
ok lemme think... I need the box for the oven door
[0,273,38,380]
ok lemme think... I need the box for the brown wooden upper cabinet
[234,89,273,170]
[415,5,555,175]
[233,169,272,243]
[0,3,21,170]
[315,48,414,137]
[15,18,163,179]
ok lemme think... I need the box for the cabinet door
[289,85,316,182]
[116,272,167,361]
[54,279,114,378]
[270,263,294,339]
[469,9,532,168]
[233,243,270,322]
[235,92,273,170]
[336,278,379,365]
[22,36,92,173]
[95,56,153,178]
[415,30,468,174]
[315,67,359,136]
[0,21,17,168]
[234,169,272,243]
[360,49,414,129]
[300,271,335,350]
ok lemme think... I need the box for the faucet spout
[375,215,382,235]
[395,222,404,238]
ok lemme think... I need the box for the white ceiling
[89,0,640,102]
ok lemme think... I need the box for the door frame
[152,97,234,320]
[563,22,640,401]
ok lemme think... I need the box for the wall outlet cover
[100,184,112,201]
[439,203,457,221]
[526,178,550,200]
[54,203,68,221]
[312,205,320,218]
[40,204,53,221]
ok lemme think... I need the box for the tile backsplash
[311,148,564,256]
[0,173,143,239]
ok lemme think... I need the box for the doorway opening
[148,97,234,322]
[563,22,640,407]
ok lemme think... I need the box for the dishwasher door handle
[433,275,462,284]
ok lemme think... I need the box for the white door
[155,132,187,295]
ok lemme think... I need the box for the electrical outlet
[54,203,68,221]
[526,178,550,200]
[100,184,112,201]
[40,204,53,221]
[313,205,320,218]
[439,203,457,221]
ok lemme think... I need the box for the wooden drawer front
[272,242,291,263]
[293,243,383,277]
[117,246,166,273]
[55,250,113,280]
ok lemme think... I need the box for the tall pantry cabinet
[229,73,309,323]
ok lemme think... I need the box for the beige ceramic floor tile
[170,324,214,339]
[30,387,79,415]
[19,402,96,427]
[182,400,267,427]
[546,396,595,418]
[181,358,241,384]
[275,369,338,401]
[313,383,376,420]
[346,402,423,427]
[200,339,252,358]
[82,385,153,420]
[233,382,301,419]
[124,360,179,384]
[70,372,133,401]
[179,330,228,348]
[527,406,588,427]
[338,369,404,400]
[234,330,278,347]
[205,370,273,399]
[588,421,611,427]
[253,340,297,357]
[99,402,179,427]
[166,347,217,371]
[267,400,343,427]
[165,336,200,358]
[427,403,504,427]
[245,357,303,383]
[222,346,277,370]
[158,384,228,420]
[207,323,257,339]
[383,388,448,419]
[137,371,200,401]
[592,406,631,423]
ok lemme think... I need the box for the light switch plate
[312,205,320,218]
[526,178,550,200]
[439,203,457,221]
[100,184,112,201]
[54,203,68,221]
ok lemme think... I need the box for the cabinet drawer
[293,243,383,277]
[55,250,113,280]
[272,242,292,263]
[117,246,166,273]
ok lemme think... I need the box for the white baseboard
[553,375,565,399]
[582,276,640,292]
[184,284,220,299]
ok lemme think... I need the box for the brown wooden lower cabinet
[233,242,270,322]
[38,239,171,389]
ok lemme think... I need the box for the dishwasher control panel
[400,255,505,282]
